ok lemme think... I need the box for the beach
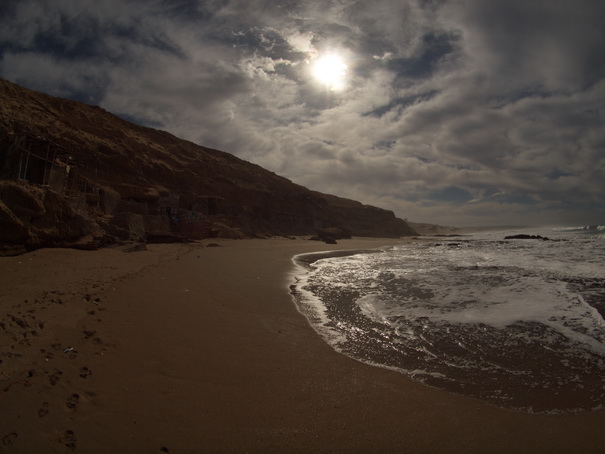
[1,237,605,453]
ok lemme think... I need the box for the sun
[311,53,348,90]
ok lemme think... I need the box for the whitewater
[291,226,605,413]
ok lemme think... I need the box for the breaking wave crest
[291,227,605,413]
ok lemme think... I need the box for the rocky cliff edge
[0,78,417,254]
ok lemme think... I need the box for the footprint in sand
[38,401,50,418]
[48,370,63,386]
[65,393,80,410]
[2,432,18,446]
[79,366,92,379]
[60,430,77,450]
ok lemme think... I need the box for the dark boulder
[504,234,550,241]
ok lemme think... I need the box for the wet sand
[1,237,605,453]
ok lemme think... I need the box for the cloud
[1,0,604,226]
[441,0,605,92]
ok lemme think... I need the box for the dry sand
[1,237,605,453]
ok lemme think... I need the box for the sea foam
[291,227,605,413]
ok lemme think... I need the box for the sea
[290,225,605,414]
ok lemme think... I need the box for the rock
[0,199,29,242]
[106,212,146,242]
[115,199,148,215]
[504,234,551,241]
[317,227,351,241]
[99,186,121,215]
[0,180,44,221]
[0,180,96,249]
[0,244,27,257]
[206,222,247,239]
[143,215,171,237]
[122,243,148,253]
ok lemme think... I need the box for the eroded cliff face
[0,78,416,253]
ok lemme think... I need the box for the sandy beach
[1,237,605,453]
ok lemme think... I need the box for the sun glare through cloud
[3,0,603,227]
[311,53,348,90]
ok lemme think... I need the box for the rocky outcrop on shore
[504,234,559,241]
[0,78,417,254]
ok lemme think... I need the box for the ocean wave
[553,225,605,233]
[290,229,605,413]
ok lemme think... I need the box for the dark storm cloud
[1,0,604,226]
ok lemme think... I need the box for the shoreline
[291,247,390,270]
[2,237,605,453]
[289,238,605,415]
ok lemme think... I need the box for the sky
[1,0,604,227]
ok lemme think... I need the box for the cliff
[0,78,417,253]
